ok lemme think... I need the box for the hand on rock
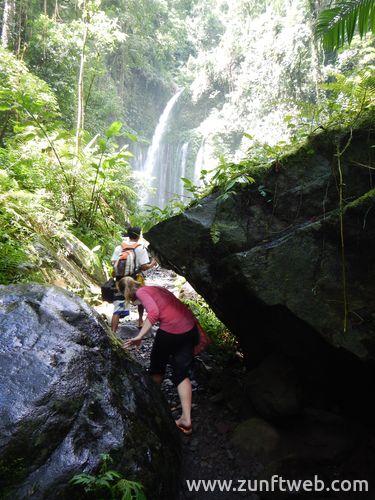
[123,337,142,349]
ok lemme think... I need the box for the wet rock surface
[0,284,180,500]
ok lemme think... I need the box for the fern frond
[114,478,147,500]
[69,473,96,486]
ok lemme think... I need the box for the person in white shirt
[110,226,157,332]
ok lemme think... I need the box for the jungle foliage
[0,47,137,283]
[0,0,198,284]
[0,0,374,285]
[1,0,195,136]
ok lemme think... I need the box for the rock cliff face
[0,285,180,499]
[147,127,375,415]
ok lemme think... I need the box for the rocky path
[95,269,260,499]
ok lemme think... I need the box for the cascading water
[140,89,184,207]
[193,141,205,186]
[131,142,147,172]
[179,142,189,197]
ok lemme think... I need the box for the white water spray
[143,89,184,180]
[179,142,189,197]
[194,141,205,185]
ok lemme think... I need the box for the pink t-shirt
[136,286,196,334]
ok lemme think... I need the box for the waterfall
[131,89,193,208]
[179,142,189,197]
[141,89,184,206]
[131,142,147,172]
[193,141,205,186]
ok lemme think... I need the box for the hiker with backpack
[111,226,157,332]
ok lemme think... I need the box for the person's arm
[140,259,158,271]
[111,245,121,265]
[122,289,159,349]
[123,318,152,348]
[136,245,158,271]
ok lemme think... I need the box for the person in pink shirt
[120,276,199,435]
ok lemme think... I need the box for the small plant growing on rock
[70,453,146,499]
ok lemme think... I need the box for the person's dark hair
[127,226,142,240]
[117,277,126,294]
[121,223,130,237]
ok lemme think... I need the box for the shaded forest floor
[95,268,260,499]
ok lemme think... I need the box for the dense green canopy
[0,0,374,285]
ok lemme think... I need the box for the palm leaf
[315,0,375,50]
[359,73,375,95]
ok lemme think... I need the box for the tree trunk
[16,0,28,57]
[75,21,89,156]
[53,0,60,21]
[1,0,16,48]
[308,0,323,103]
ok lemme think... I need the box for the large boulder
[0,285,180,499]
[31,230,106,292]
[243,353,302,419]
[146,127,375,414]
[230,418,280,458]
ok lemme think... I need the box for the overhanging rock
[146,128,375,415]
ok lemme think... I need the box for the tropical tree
[316,0,375,50]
